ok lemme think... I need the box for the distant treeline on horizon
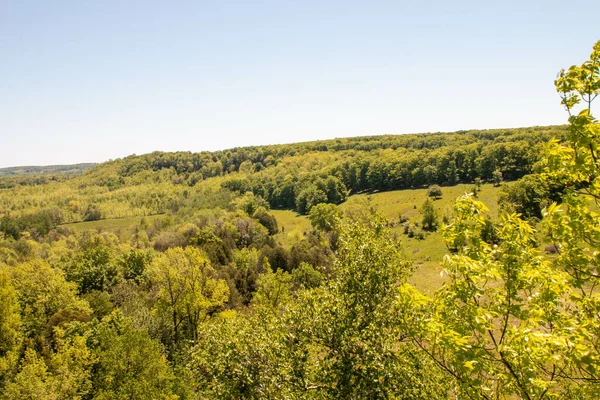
[0,163,97,176]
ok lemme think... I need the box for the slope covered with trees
[0,40,598,399]
[0,124,564,239]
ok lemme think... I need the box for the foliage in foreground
[191,218,450,399]
[404,39,600,399]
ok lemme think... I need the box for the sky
[1,1,599,168]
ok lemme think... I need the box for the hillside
[0,163,97,176]
[1,126,558,300]
[0,125,566,228]
[0,125,567,295]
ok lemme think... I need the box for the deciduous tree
[150,247,229,345]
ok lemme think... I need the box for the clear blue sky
[1,1,598,167]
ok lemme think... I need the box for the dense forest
[0,124,565,234]
[0,41,599,399]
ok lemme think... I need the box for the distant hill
[0,125,569,220]
[0,163,97,176]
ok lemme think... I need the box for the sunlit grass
[342,183,504,292]
[271,209,312,247]
[59,214,166,233]
[271,184,504,293]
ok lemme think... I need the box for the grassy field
[271,209,312,247]
[274,183,504,294]
[342,183,503,293]
[59,214,166,234]
[341,183,502,220]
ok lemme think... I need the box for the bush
[403,222,425,240]
[427,184,442,200]
[252,207,278,235]
[83,205,103,221]
[153,231,186,251]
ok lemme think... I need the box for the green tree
[9,260,90,339]
[538,40,600,395]
[189,218,449,399]
[498,174,561,220]
[308,203,340,232]
[427,184,442,199]
[88,311,176,400]
[291,262,324,290]
[251,260,293,311]
[3,328,93,400]
[83,205,102,221]
[418,195,576,399]
[150,247,229,345]
[191,308,294,399]
[238,160,254,174]
[119,250,152,284]
[0,270,21,387]
[284,218,447,398]
[2,349,53,400]
[320,176,348,204]
[252,206,278,235]
[295,185,327,214]
[64,240,120,294]
[421,198,439,231]
[231,191,269,216]
[226,248,262,305]
[492,168,503,186]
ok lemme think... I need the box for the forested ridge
[0,41,599,399]
[1,124,564,236]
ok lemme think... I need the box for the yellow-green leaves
[0,270,21,386]
[251,260,293,311]
[421,40,600,399]
[150,247,229,344]
[426,193,577,398]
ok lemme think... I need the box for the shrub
[427,184,442,199]
[83,205,103,221]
